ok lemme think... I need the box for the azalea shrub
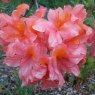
[0,3,95,90]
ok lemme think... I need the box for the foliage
[80,57,95,78]
[14,72,35,95]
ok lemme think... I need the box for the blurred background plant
[0,0,95,95]
[0,0,95,25]
[0,0,95,26]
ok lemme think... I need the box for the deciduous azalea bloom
[0,3,93,89]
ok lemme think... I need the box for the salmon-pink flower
[26,6,47,33]
[12,4,29,19]
[0,5,37,45]
[0,18,36,44]
[46,5,89,47]
[34,6,47,18]
[3,39,48,86]
[71,4,87,23]
[52,44,80,75]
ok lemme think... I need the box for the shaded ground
[0,59,95,95]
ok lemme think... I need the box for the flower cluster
[0,4,92,89]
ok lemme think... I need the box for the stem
[35,0,39,9]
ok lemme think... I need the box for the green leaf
[87,57,94,64]
[83,0,94,8]
[80,57,95,78]
[84,16,94,27]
